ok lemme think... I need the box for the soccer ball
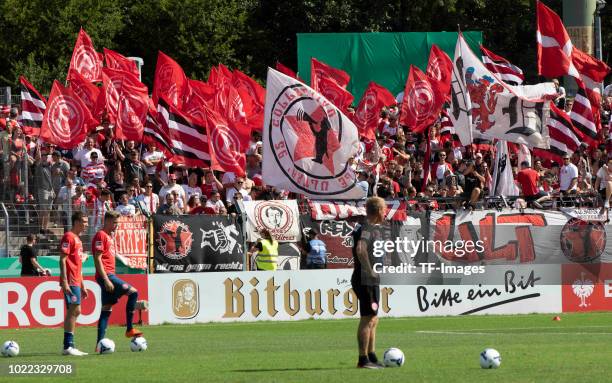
[97,338,115,354]
[479,348,501,369]
[383,347,404,367]
[130,337,147,352]
[1,341,19,357]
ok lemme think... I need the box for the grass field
[1,312,611,382]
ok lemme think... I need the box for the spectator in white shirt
[141,143,165,176]
[182,172,202,201]
[205,190,227,215]
[226,177,252,204]
[559,154,579,195]
[115,193,136,216]
[158,173,186,204]
[137,182,160,215]
[74,137,104,168]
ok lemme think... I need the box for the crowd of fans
[0,82,611,237]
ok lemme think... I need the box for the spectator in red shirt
[516,161,549,208]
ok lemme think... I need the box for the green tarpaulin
[297,31,482,101]
[0,256,145,278]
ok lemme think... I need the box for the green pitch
[1,312,611,382]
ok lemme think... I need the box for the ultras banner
[428,209,612,266]
[153,215,244,273]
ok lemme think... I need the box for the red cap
[252,174,264,187]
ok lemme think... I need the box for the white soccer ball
[479,348,501,369]
[383,347,404,367]
[97,338,115,355]
[1,341,19,357]
[130,336,147,352]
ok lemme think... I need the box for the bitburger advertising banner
[243,200,301,242]
[153,215,244,273]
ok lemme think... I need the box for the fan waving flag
[104,48,139,79]
[41,81,97,148]
[311,58,350,90]
[400,65,439,133]
[450,33,556,148]
[536,1,579,78]
[67,28,103,83]
[480,45,524,85]
[263,68,363,199]
[353,82,396,140]
[19,76,46,136]
[153,51,187,108]
[157,97,210,167]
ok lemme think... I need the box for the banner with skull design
[243,200,302,242]
[153,215,244,273]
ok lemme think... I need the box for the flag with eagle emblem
[263,68,364,199]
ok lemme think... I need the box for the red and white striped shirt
[81,161,107,184]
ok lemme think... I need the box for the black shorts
[352,284,380,317]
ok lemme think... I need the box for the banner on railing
[153,215,244,273]
[308,200,407,221]
[243,200,302,242]
[429,209,612,265]
[114,215,148,270]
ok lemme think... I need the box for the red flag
[69,71,101,117]
[67,28,103,83]
[479,45,525,85]
[426,44,453,101]
[100,68,143,124]
[208,64,233,115]
[207,66,218,85]
[143,99,173,158]
[41,81,97,148]
[115,82,148,141]
[536,1,579,78]
[19,76,46,136]
[205,108,248,176]
[317,76,354,113]
[570,80,598,146]
[152,51,187,108]
[232,70,265,131]
[275,62,299,80]
[400,65,440,133]
[158,96,210,167]
[352,82,396,140]
[572,48,611,83]
[311,58,350,90]
[182,79,215,124]
[103,48,139,79]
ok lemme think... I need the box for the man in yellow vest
[252,228,279,271]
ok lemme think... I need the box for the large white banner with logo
[243,200,301,242]
[147,267,562,324]
[262,68,364,199]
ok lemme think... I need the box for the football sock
[358,355,369,366]
[126,291,138,331]
[368,352,379,363]
[63,332,74,350]
[97,310,112,344]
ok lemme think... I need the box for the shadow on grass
[232,367,353,373]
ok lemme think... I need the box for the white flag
[262,68,364,199]
[450,34,556,148]
[490,140,519,197]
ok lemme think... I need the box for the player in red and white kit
[59,211,89,356]
[93,211,143,348]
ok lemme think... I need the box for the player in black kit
[351,196,386,369]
